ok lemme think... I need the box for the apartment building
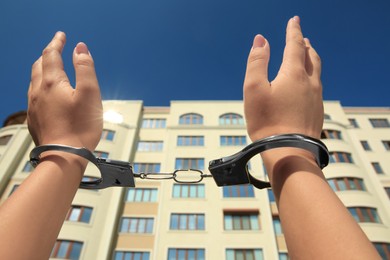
[0,100,389,259]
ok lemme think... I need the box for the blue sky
[0,0,389,124]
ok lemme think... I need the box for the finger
[42,31,69,88]
[304,38,322,79]
[281,16,307,70]
[243,34,271,91]
[30,56,42,90]
[73,42,101,98]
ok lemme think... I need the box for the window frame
[172,184,205,198]
[219,113,244,126]
[220,135,247,146]
[119,217,154,234]
[170,213,205,230]
[327,177,366,192]
[223,185,255,198]
[348,207,381,223]
[179,113,203,125]
[168,248,205,260]
[177,136,204,146]
[224,210,260,231]
[142,118,166,128]
[175,158,204,170]
[126,188,158,202]
[66,205,93,223]
[51,240,83,259]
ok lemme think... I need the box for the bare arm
[0,32,102,259]
[243,17,380,259]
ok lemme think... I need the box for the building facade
[0,100,389,259]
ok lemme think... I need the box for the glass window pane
[179,215,187,230]
[173,185,180,198]
[69,208,81,221]
[225,215,232,230]
[182,185,189,198]
[337,179,346,191]
[198,185,205,198]
[57,241,70,257]
[127,189,135,201]
[226,249,234,260]
[171,214,179,229]
[190,185,196,198]
[80,208,92,223]
[129,219,137,233]
[150,190,157,202]
[69,242,82,260]
[250,215,259,230]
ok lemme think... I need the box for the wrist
[37,151,89,179]
[261,147,320,183]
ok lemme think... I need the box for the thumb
[73,42,100,96]
[243,34,270,91]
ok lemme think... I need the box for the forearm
[0,153,87,259]
[263,148,380,259]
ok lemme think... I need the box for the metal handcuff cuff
[29,134,329,190]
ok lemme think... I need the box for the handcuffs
[29,134,329,190]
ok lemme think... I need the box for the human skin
[243,16,380,259]
[0,32,102,259]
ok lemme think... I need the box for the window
[8,184,20,197]
[273,216,283,235]
[327,177,366,192]
[94,151,109,159]
[22,161,34,172]
[226,249,263,260]
[51,240,83,260]
[126,188,158,202]
[0,135,12,145]
[219,113,244,125]
[268,189,275,202]
[324,114,331,120]
[224,211,260,230]
[170,213,205,230]
[382,140,390,151]
[173,184,205,198]
[348,118,359,128]
[114,251,150,260]
[373,242,390,259]
[177,136,204,146]
[142,118,166,128]
[101,129,115,141]
[348,207,381,223]
[66,206,92,223]
[370,118,390,128]
[220,136,247,146]
[372,162,384,174]
[133,163,160,173]
[179,113,203,125]
[279,253,289,260]
[385,187,390,199]
[321,130,342,140]
[168,248,205,260]
[175,158,204,170]
[360,141,371,151]
[137,141,163,152]
[329,152,353,163]
[223,185,254,198]
[119,217,154,233]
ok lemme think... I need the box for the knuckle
[248,49,268,64]
[75,57,94,68]
[42,46,56,57]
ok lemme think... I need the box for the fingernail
[75,42,89,55]
[253,34,266,48]
[292,16,300,24]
